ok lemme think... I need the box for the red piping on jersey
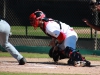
[57,32,66,42]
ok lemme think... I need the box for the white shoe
[80,61,86,67]
[74,61,81,67]
[74,61,86,67]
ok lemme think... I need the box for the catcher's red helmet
[29,10,46,29]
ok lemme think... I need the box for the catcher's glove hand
[52,50,60,63]
[48,47,54,58]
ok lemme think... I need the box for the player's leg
[0,23,26,65]
[69,51,91,67]
[64,35,91,66]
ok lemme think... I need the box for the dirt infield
[0,57,100,75]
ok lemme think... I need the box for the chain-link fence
[0,0,100,50]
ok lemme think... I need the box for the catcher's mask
[29,10,46,29]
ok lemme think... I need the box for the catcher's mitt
[48,47,67,62]
[52,50,60,63]
[48,47,54,58]
[48,47,60,62]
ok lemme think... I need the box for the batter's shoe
[19,57,27,65]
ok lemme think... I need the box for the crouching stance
[29,10,91,67]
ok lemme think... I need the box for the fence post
[3,0,6,18]
[94,10,98,50]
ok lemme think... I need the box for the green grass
[11,26,46,36]
[0,52,49,58]
[0,52,100,61]
[82,55,100,61]
[11,26,100,38]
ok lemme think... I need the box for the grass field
[11,26,100,38]
[11,26,46,36]
[0,52,100,61]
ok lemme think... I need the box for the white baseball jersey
[42,20,78,51]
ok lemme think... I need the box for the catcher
[29,10,91,67]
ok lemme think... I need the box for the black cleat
[85,60,91,67]
[67,58,74,65]
[19,57,27,65]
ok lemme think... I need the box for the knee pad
[64,46,73,58]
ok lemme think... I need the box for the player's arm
[48,30,66,46]
[51,31,66,44]
[49,38,56,47]
[83,18,100,31]
[57,31,66,44]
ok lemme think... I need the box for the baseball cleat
[54,61,59,65]
[67,58,74,65]
[74,61,81,67]
[80,61,86,67]
[85,60,91,66]
[74,60,91,67]
[18,57,27,65]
